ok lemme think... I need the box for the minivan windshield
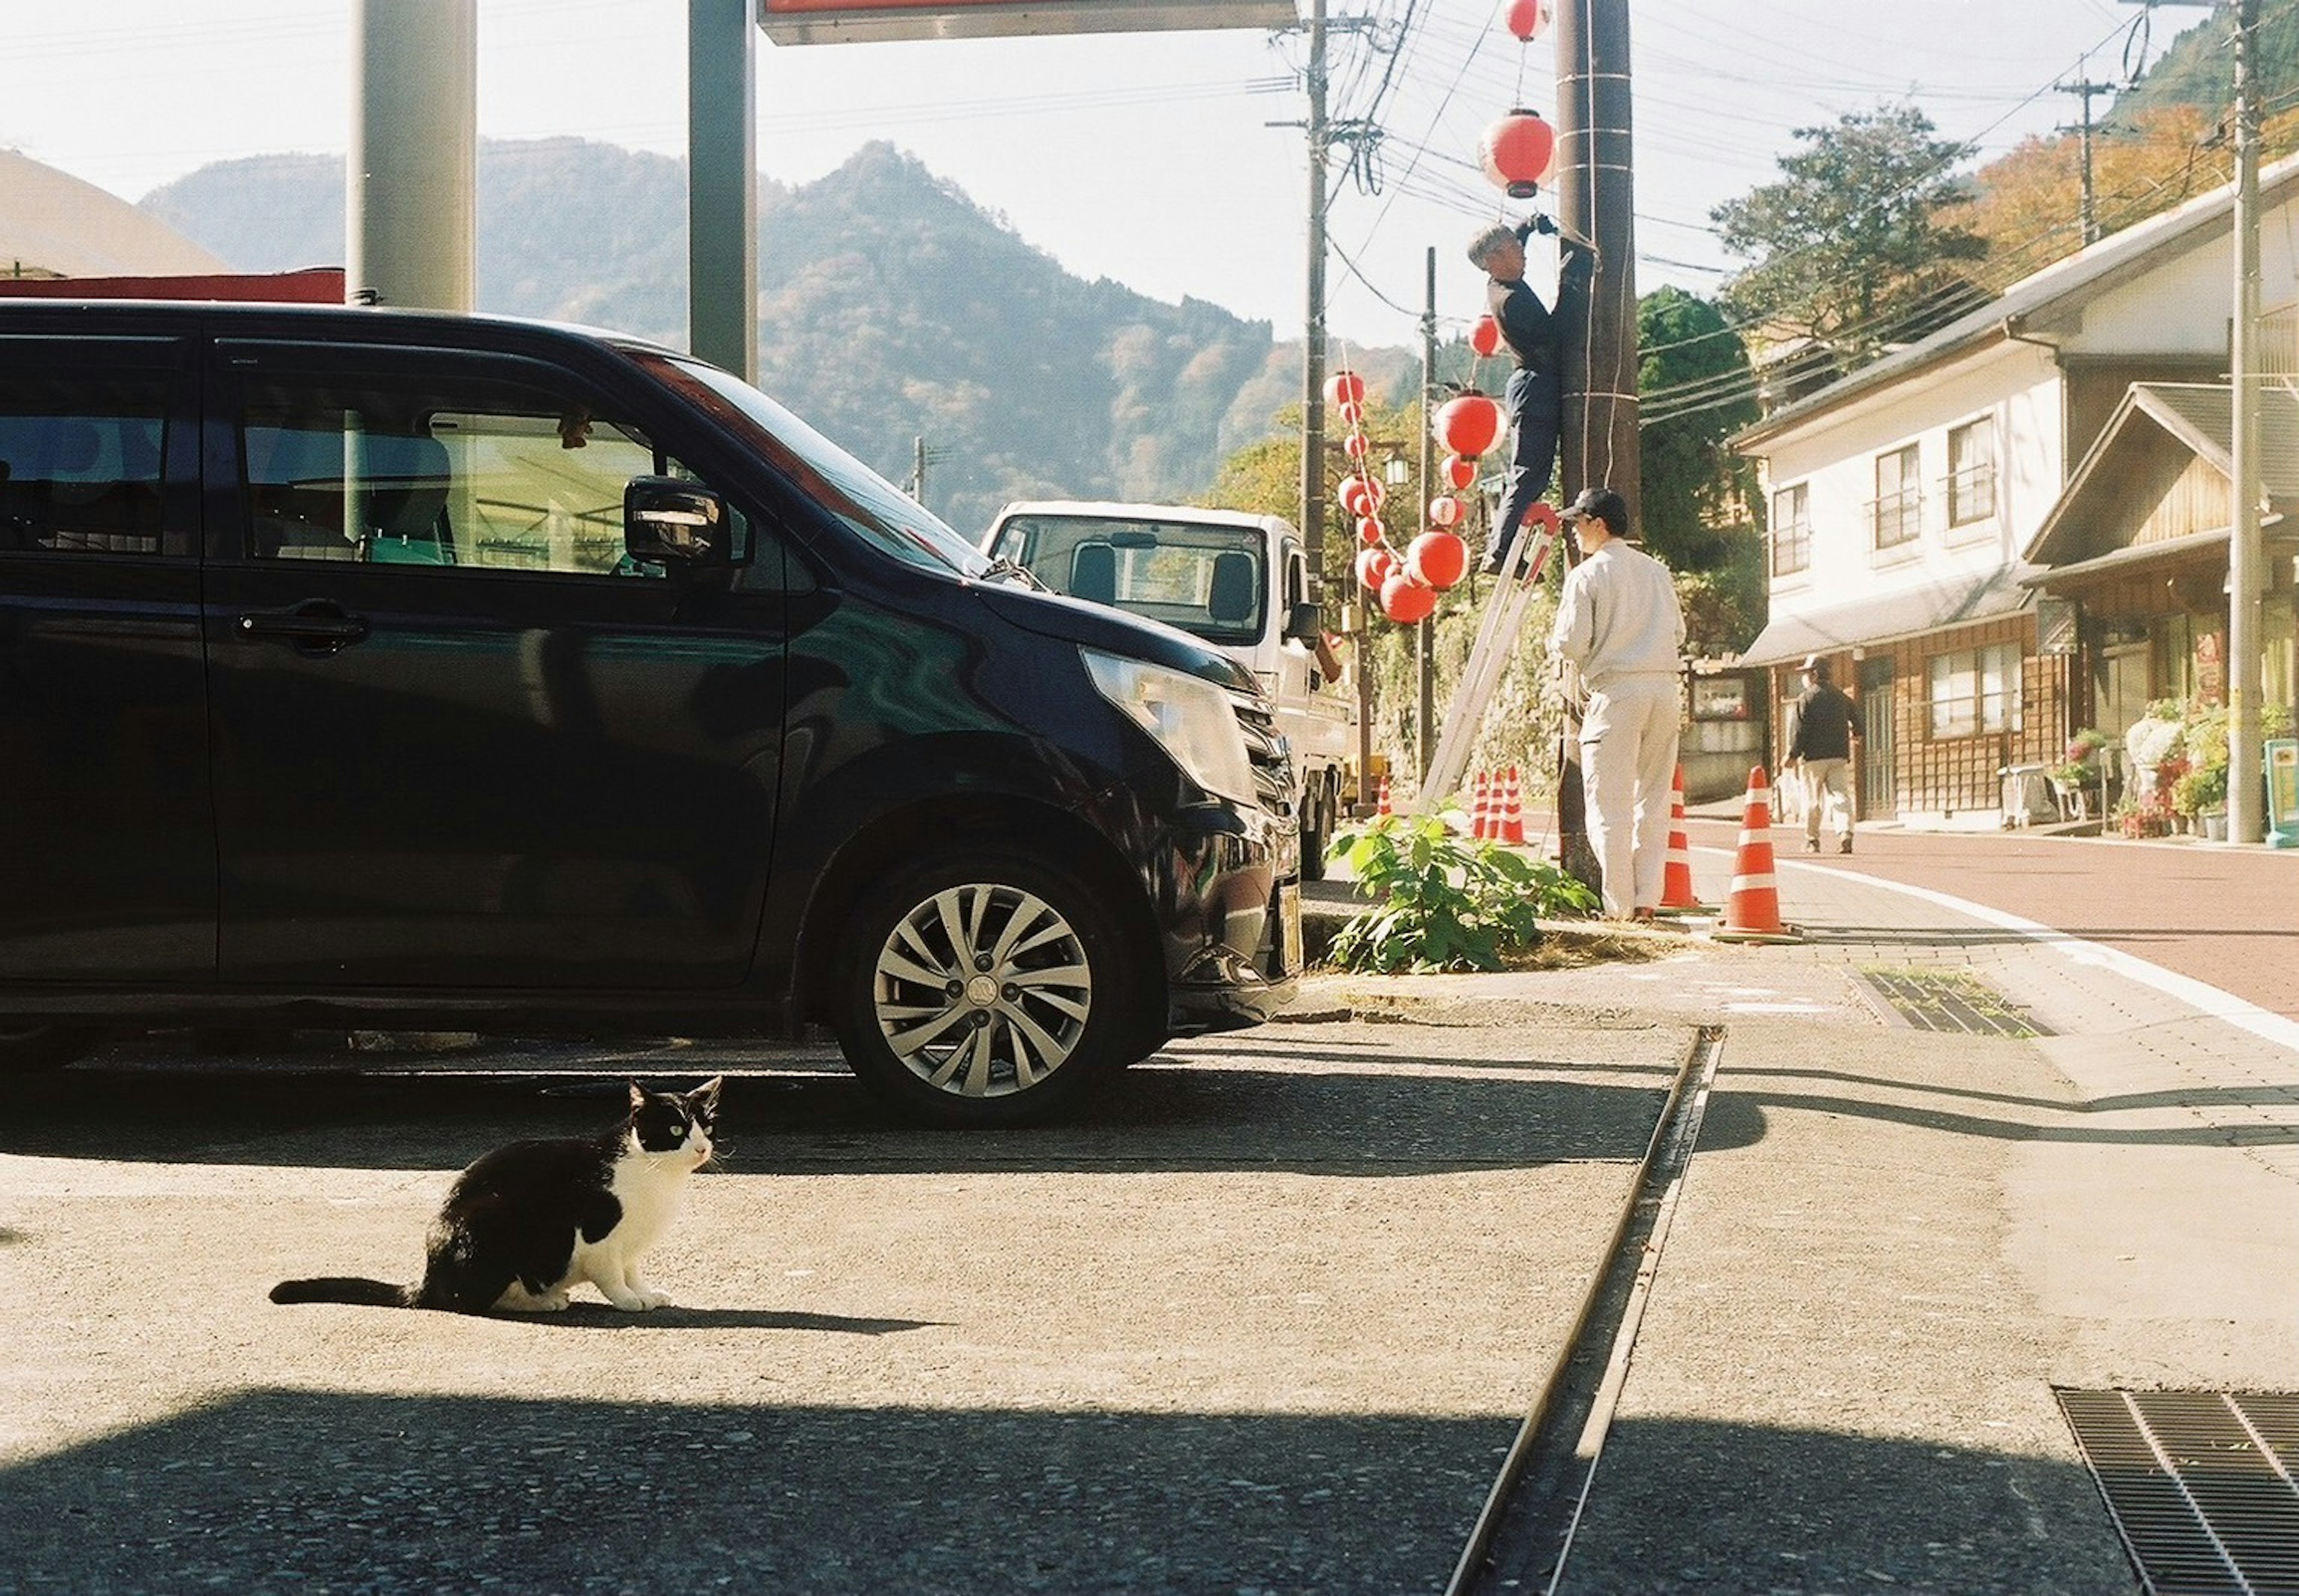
[635,352,990,581]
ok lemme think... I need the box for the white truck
[981,500,1360,878]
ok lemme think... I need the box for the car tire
[830,848,1136,1127]
[0,1024,99,1074]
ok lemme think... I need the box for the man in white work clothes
[1548,487,1687,922]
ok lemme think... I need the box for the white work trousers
[1579,675,1682,918]
[1802,757,1854,845]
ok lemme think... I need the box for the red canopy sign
[760,0,1296,45]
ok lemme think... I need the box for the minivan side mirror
[1283,600,1323,642]
[625,477,732,566]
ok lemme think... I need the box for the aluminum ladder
[1412,511,1564,815]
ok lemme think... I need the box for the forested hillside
[142,138,1415,533]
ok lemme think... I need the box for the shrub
[1326,812,1599,973]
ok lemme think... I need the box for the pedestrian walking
[1548,487,1686,921]
[1786,654,1860,854]
[1466,216,1596,577]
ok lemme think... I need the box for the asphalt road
[1687,818,2299,1022]
[0,1006,1695,1595]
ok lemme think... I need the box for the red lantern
[1482,107,1557,199]
[1379,571,1437,625]
[1326,370,1365,408]
[1356,547,1394,591]
[1337,399,1365,427]
[1336,475,1373,518]
[1434,392,1505,459]
[1357,515,1385,545]
[1343,432,1370,460]
[1442,454,1478,491]
[1428,494,1463,528]
[1407,530,1469,591]
[1470,314,1502,358]
[1505,0,1549,43]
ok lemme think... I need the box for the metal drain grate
[2058,1388,2299,1594]
[1859,967,2053,1037]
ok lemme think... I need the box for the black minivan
[0,300,1300,1125]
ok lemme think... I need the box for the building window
[1770,483,1810,576]
[1946,419,1996,527]
[1869,444,1921,551]
[1928,641,2024,738]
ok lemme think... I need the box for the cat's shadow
[505,1305,942,1335]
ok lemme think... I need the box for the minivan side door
[200,339,787,988]
[0,332,214,981]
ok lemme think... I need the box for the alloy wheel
[870,881,1094,1099]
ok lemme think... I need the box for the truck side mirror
[625,477,732,568]
[1283,600,1323,642]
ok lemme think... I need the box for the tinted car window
[0,372,168,557]
[633,352,983,581]
[240,371,744,578]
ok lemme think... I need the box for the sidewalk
[1309,826,2298,1591]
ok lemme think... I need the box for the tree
[1635,287,1766,656]
[1711,104,1988,368]
[1940,103,2299,290]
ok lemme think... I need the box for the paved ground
[1684,813,2299,1023]
[2,820,2292,1592]
[0,1009,1689,1594]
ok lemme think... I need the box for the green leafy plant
[1324,814,1599,974]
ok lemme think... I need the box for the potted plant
[2050,729,2113,818]
[2192,762,2230,841]
[2180,704,2231,841]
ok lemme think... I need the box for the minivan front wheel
[831,851,1133,1127]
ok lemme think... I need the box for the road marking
[1691,846,2299,1060]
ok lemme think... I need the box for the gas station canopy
[760,0,1297,46]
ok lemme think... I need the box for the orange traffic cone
[1501,766,1527,845]
[1712,766,1804,944]
[1376,773,1392,817]
[1656,764,1709,915]
[1469,770,1492,839]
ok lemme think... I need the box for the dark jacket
[1788,682,1859,763]
[1487,226,1593,390]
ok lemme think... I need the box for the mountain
[142,138,1416,535]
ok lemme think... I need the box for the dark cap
[1560,487,1628,530]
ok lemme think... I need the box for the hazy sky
[0,1,2218,350]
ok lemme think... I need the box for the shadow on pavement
[0,1394,2136,1595]
[2,1045,1719,1176]
[1550,1415,2131,1594]
[0,1391,1507,1596]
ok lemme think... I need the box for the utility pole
[1555,0,1638,521]
[1553,0,1638,886]
[1301,0,1329,611]
[2230,0,2265,843]
[1418,245,1438,781]
[910,436,928,502]
[2055,68,2115,246]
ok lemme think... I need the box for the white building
[1733,150,2299,826]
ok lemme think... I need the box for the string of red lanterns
[1333,5,1563,632]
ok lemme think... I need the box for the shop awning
[1736,565,2033,669]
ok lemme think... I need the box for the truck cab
[982,501,1358,876]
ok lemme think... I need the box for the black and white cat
[271,1078,722,1315]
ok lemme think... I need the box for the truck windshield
[635,352,990,581]
[987,514,1265,647]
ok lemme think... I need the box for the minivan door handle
[234,600,371,654]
